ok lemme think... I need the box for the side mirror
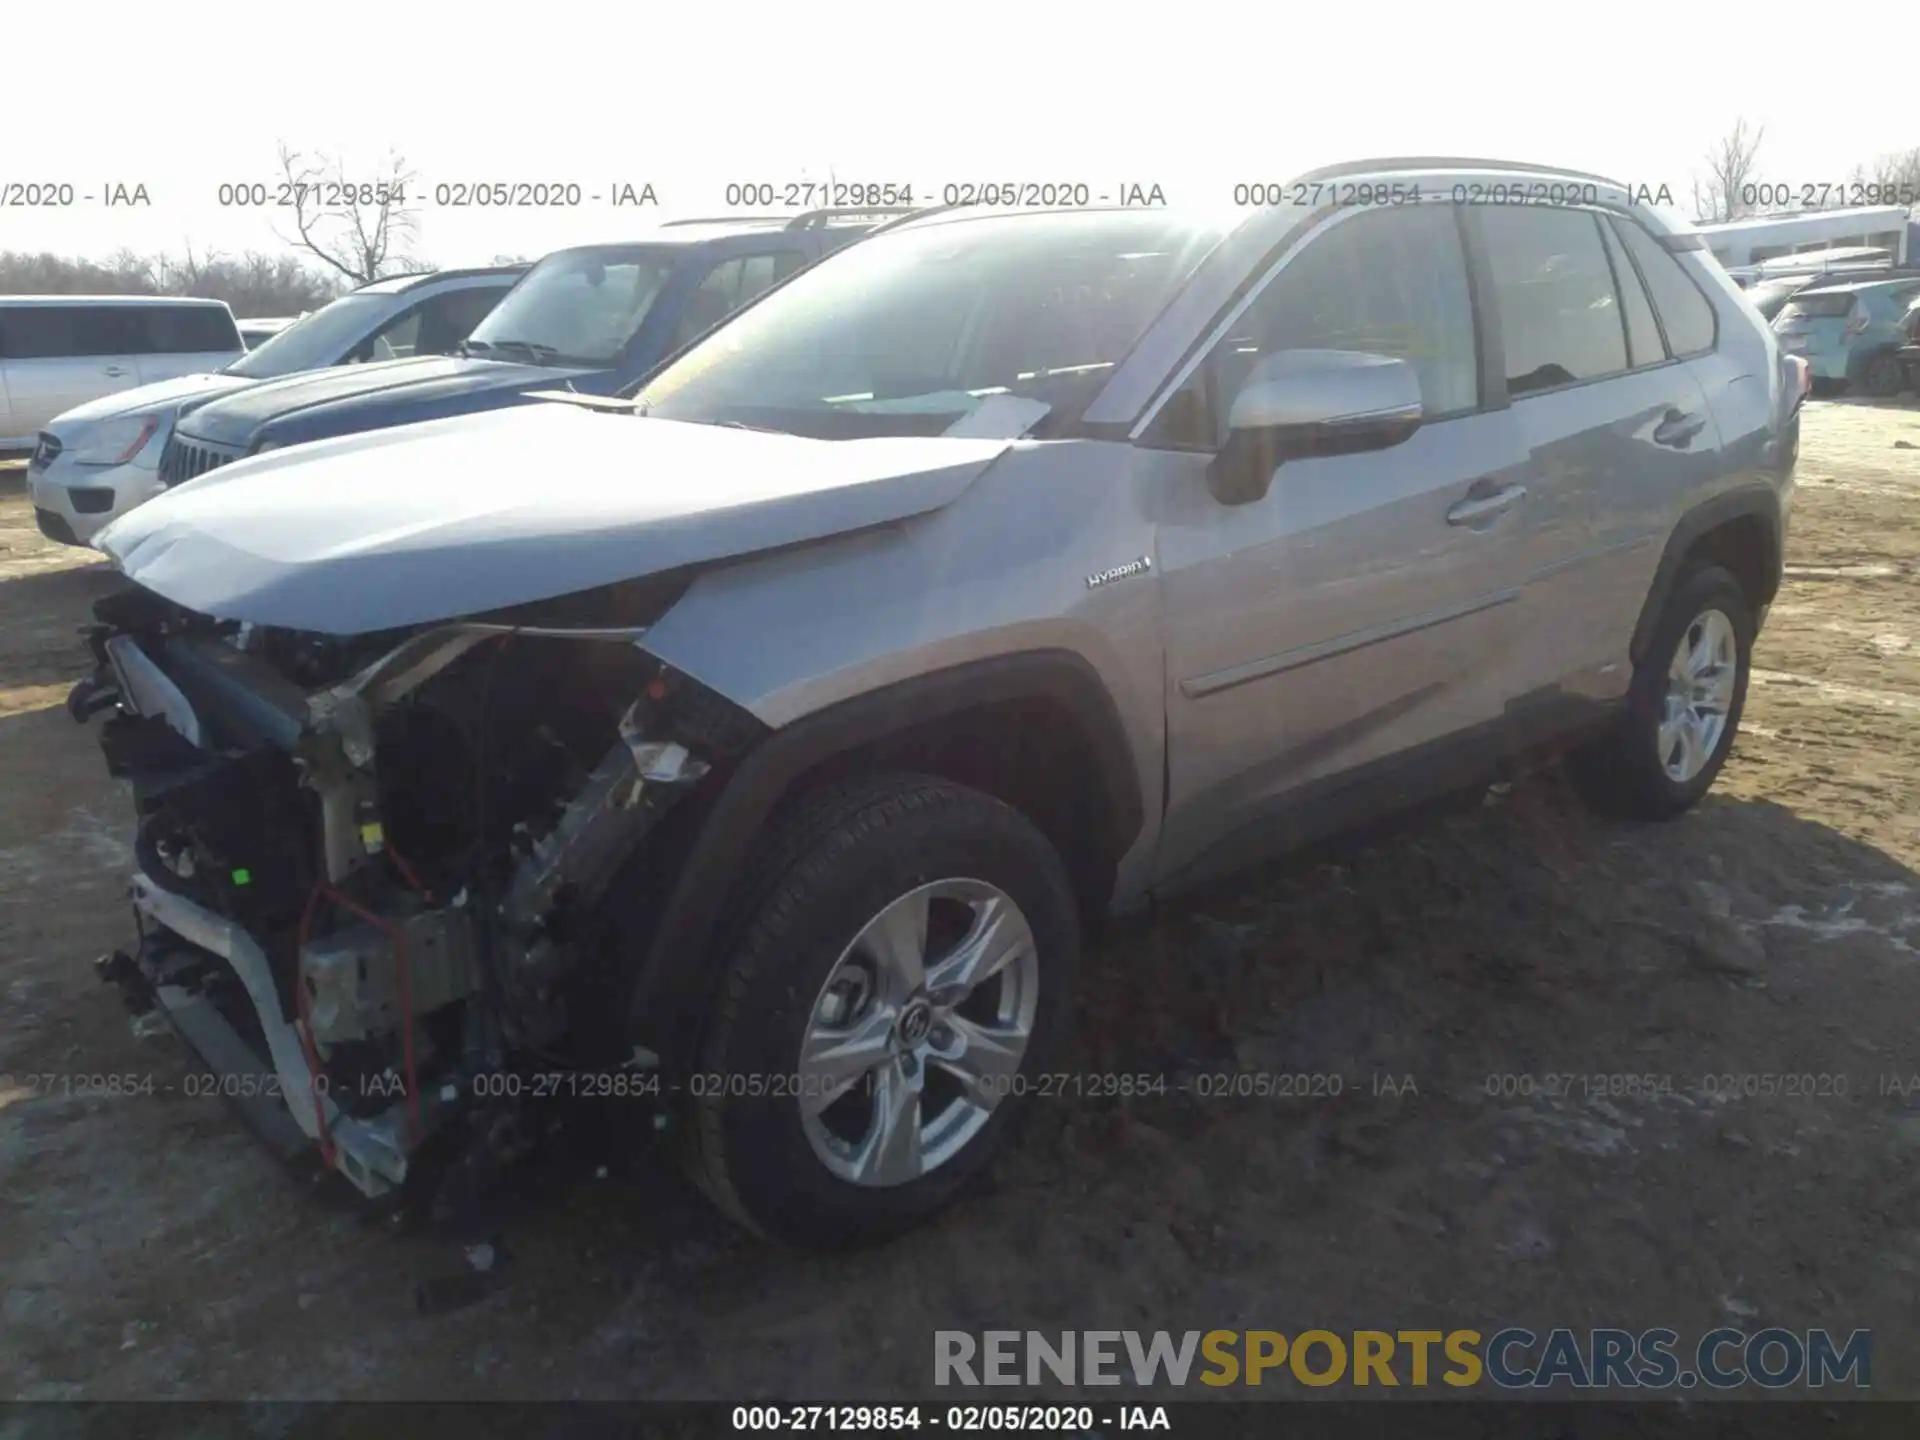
[1207,349,1424,505]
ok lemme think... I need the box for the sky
[4,0,1914,269]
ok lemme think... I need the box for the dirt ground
[4,405,1920,1404]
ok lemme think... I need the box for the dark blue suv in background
[158,208,905,486]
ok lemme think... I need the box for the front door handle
[1446,484,1527,526]
[1653,407,1706,448]
[102,365,128,377]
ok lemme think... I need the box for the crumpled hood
[98,403,1013,635]
[48,372,255,432]
[175,355,591,447]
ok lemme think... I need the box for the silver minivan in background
[0,296,243,459]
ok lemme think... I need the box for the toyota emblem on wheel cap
[897,1001,933,1047]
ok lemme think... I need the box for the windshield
[223,295,389,378]
[466,246,678,366]
[633,211,1228,438]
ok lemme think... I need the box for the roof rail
[1292,156,1623,188]
[783,205,920,231]
[396,263,529,286]
[353,269,434,290]
[659,215,791,228]
[660,206,921,232]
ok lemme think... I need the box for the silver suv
[71,158,1804,1249]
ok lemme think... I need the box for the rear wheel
[686,773,1078,1248]
[1862,352,1907,398]
[1570,564,1753,821]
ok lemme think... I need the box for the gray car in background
[75,159,1803,1248]
[27,267,522,545]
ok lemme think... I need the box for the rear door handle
[102,365,128,377]
[1653,408,1705,448]
[1446,484,1527,526]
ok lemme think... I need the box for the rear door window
[1476,206,1629,396]
[144,304,242,353]
[0,305,143,358]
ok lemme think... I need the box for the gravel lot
[4,402,1920,1402]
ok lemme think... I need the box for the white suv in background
[24,267,522,546]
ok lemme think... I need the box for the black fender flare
[626,649,1145,1058]
[1628,483,1783,667]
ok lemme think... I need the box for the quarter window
[1599,220,1666,368]
[1613,218,1718,357]
[145,305,242,353]
[1477,207,1628,396]
[1148,202,1479,448]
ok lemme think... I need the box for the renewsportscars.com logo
[934,1327,1872,1390]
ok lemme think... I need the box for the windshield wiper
[479,338,602,366]
[456,339,494,356]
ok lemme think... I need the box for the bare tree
[0,248,345,314]
[276,143,423,286]
[1691,119,1766,223]
[1848,146,1920,201]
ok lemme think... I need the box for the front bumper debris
[130,869,416,1196]
[71,607,714,1207]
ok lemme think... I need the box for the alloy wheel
[797,879,1039,1187]
[1659,608,1738,783]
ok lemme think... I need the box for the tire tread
[685,773,1035,1239]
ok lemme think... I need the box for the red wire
[293,869,428,1169]
[319,885,425,1144]
[386,842,428,899]
[293,881,339,1169]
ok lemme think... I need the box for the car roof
[868,158,1670,248]
[1293,154,1621,186]
[0,293,231,307]
[350,265,527,296]
[537,208,911,254]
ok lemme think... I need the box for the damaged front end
[72,577,757,1215]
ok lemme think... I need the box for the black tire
[1862,352,1906,399]
[1569,564,1754,821]
[685,772,1079,1249]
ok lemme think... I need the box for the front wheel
[686,774,1079,1248]
[1569,564,1754,821]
